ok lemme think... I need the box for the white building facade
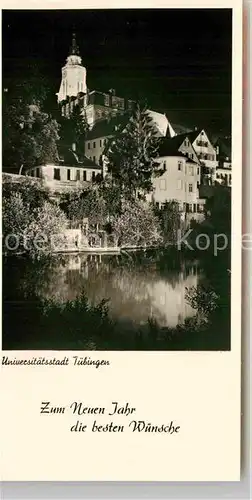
[146,155,205,217]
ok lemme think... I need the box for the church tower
[57,33,87,103]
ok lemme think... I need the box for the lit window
[177,179,183,190]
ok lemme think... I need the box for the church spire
[57,32,87,103]
[70,31,79,56]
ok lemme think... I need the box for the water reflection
[16,252,202,328]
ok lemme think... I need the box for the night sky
[2,9,232,135]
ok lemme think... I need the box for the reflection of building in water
[67,254,81,270]
[34,254,201,328]
[148,264,200,327]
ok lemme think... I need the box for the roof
[215,137,232,159]
[57,145,101,170]
[86,113,130,141]
[158,136,198,164]
[169,123,193,136]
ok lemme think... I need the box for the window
[76,170,80,181]
[104,94,110,106]
[93,142,96,148]
[93,156,96,163]
[197,167,200,175]
[92,171,96,181]
[177,179,183,190]
[36,167,40,178]
[83,171,87,181]
[88,142,90,150]
[100,139,102,147]
[189,183,193,193]
[178,161,183,171]
[128,100,135,110]
[67,169,71,181]
[54,168,60,180]
[163,161,167,171]
[160,179,166,190]
[117,98,124,109]
[188,166,194,176]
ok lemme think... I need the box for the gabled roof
[158,136,198,164]
[58,145,101,170]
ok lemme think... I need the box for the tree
[2,175,50,211]
[205,184,231,236]
[2,192,68,256]
[112,201,162,247]
[98,174,122,220]
[26,202,68,255]
[66,186,108,229]
[156,201,182,245]
[3,82,60,171]
[104,105,162,199]
[59,104,89,149]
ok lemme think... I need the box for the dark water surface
[2,250,230,350]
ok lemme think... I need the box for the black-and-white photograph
[2,8,232,351]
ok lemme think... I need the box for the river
[2,249,230,350]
